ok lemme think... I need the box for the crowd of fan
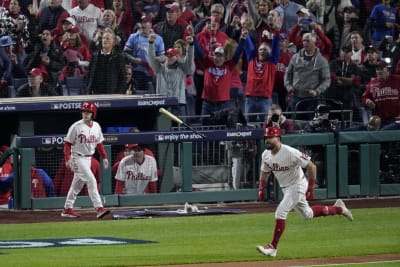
[0,0,399,130]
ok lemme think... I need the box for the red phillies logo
[126,171,150,181]
[78,134,99,143]
[271,163,289,171]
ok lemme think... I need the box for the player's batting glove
[306,179,315,201]
[258,179,266,201]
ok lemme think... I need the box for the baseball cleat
[256,244,277,257]
[61,208,81,218]
[96,207,110,219]
[334,199,353,221]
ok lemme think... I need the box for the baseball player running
[256,126,353,257]
[115,144,158,195]
[61,101,109,219]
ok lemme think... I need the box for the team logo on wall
[0,237,156,249]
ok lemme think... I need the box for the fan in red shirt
[236,29,280,123]
[362,61,400,130]
[194,14,229,115]
[196,35,243,125]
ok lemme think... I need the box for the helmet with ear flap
[81,101,97,119]
[264,126,281,138]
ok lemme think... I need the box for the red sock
[311,205,342,217]
[271,219,285,249]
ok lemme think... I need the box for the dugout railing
[9,121,400,210]
[13,129,340,210]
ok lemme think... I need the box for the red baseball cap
[28,68,42,77]
[124,144,144,150]
[166,48,178,57]
[141,15,152,23]
[166,3,179,13]
[0,145,9,152]
[68,27,80,33]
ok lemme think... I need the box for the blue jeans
[245,96,272,123]
[171,104,187,123]
[381,120,400,131]
[201,100,233,125]
[230,87,245,111]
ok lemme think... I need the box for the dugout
[337,130,400,198]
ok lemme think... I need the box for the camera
[312,117,333,132]
[271,114,280,123]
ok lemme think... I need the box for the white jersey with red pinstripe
[260,144,310,188]
[65,119,104,156]
[115,154,158,194]
[69,4,101,41]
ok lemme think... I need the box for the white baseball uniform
[64,119,104,209]
[69,4,101,41]
[115,154,158,194]
[261,144,314,220]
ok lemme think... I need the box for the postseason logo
[0,237,155,249]
[42,136,65,145]
[51,102,81,110]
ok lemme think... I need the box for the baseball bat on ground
[159,108,206,138]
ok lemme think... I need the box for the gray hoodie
[148,43,194,104]
[284,48,331,98]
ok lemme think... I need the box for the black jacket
[86,49,126,94]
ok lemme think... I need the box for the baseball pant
[64,156,103,209]
[275,178,313,220]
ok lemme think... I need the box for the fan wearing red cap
[114,143,158,195]
[153,2,190,51]
[16,68,58,97]
[61,101,110,219]
[361,60,400,130]
[147,27,195,118]
[256,126,353,257]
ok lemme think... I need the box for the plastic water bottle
[8,197,14,209]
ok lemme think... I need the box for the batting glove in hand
[306,179,315,201]
[258,179,266,201]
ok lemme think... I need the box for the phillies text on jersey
[261,144,311,188]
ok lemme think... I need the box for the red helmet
[264,126,281,138]
[81,101,97,119]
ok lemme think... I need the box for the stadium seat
[65,77,85,95]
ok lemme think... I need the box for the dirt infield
[140,254,400,267]
[1,197,400,267]
[1,197,399,224]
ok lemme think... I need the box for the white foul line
[291,259,400,267]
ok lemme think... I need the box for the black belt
[74,153,91,157]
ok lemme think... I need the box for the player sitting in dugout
[114,144,158,195]
[0,145,55,207]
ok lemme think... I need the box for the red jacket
[362,75,400,121]
[53,157,100,196]
[245,59,277,98]
[288,25,332,61]
[0,160,13,205]
[195,28,229,71]
[275,51,294,94]
[202,60,236,102]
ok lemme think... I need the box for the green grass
[1,207,400,266]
